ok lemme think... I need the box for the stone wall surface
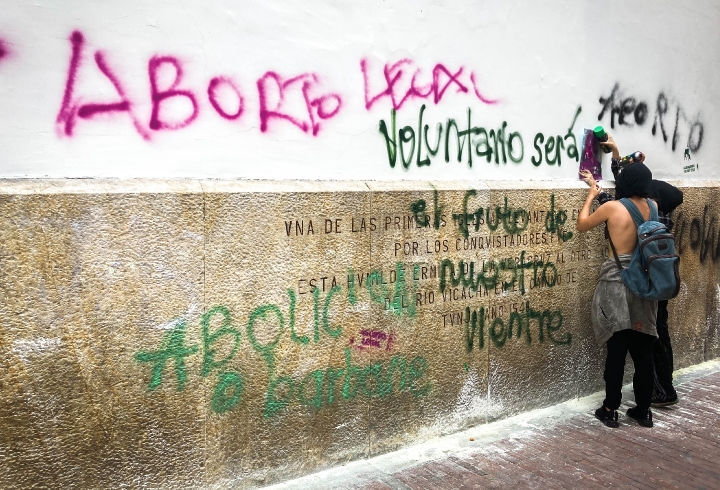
[1,179,719,489]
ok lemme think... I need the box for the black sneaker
[594,406,619,428]
[651,394,679,408]
[626,406,653,427]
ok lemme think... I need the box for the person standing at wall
[577,151,658,428]
[605,149,684,408]
[648,181,683,407]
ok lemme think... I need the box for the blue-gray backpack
[608,198,680,301]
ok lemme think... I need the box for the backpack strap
[608,198,660,272]
[618,198,658,225]
[618,198,644,226]
[647,199,659,221]
[607,233,624,271]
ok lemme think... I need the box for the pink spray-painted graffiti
[55,30,343,139]
[257,71,342,136]
[207,76,244,121]
[361,57,499,112]
[52,32,501,141]
[56,31,150,139]
[349,329,395,352]
[148,55,199,131]
[0,39,8,63]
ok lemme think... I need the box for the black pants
[604,329,655,411]
[652,300,677,398]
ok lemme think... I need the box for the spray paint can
[593,126,612,153]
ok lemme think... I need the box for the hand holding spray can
[594,126,613,153]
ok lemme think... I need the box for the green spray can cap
[593,126,607,140]
[593,125,612,153]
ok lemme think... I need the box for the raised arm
[577,169,614,232]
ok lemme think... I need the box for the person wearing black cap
[577,155,658,428]
[607,148,683,408]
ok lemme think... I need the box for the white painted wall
[0,0,717,180]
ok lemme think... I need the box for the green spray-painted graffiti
[263,347,430,418]
[202,306,240,377]
[411,192,573,242]
[348,262,419,317]
[544,194,573,242]
[134,287,344,414]
[531,105,582,166]
[212,371,244,414]
[135,265,425,416]
[379,105,524,168]
[409,188,446,230]
[134,320,199,391]
[135,308,244,414]
[463,302,571,350]
[379,104,581,169]
[452,193,530,238]
[439,251,558,295]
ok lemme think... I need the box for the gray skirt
[591,255,658,345]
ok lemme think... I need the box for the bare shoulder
[597,200,623,214]
[602,200,623,209]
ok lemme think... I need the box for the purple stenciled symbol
[350,329,395,351]
[0,39,8,61]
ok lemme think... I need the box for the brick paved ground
[353,372,720,490]
[267,360,720,490]
[366,374,720,490]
